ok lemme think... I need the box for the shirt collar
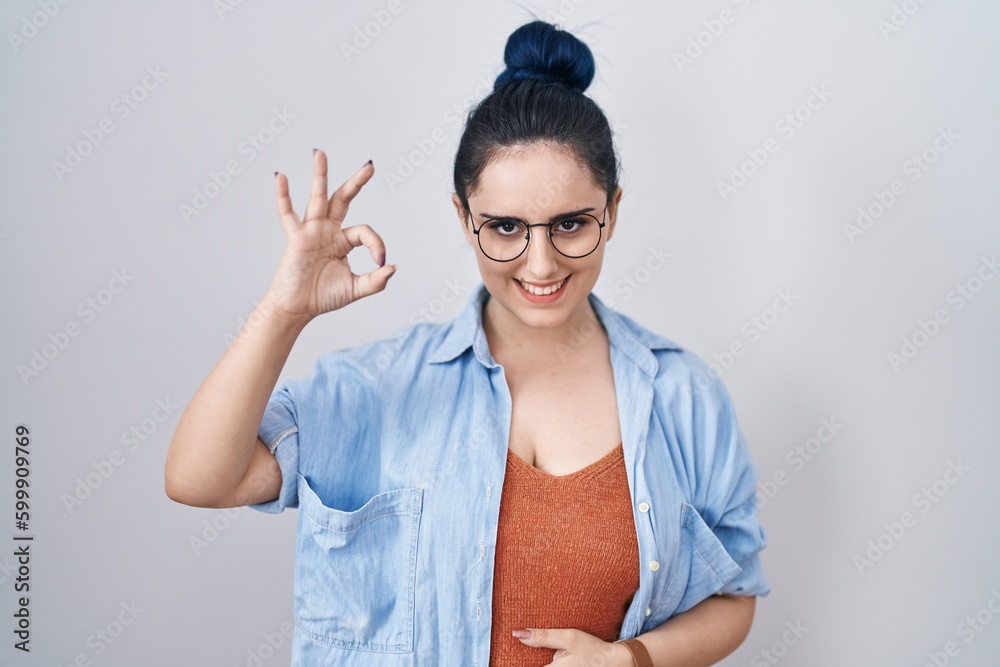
[427,282,681,378]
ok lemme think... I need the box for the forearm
[628,594,756,666]
[164,289,309,505]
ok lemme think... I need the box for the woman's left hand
[513,627,632,665]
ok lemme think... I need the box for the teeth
[518,277,566,295]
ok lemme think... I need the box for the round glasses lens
[550,214,602,258]
[479,214,602,261]
[479,219,529,261]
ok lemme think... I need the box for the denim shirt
[250,282,771,666]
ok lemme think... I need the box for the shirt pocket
[668,502,743,614]
[294,472,423,653]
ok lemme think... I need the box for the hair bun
[493,20,595,93]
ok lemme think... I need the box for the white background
[2,0,999,665]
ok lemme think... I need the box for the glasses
[468,206,607,262]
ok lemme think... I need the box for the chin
[491,273,590,325]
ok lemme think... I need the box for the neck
[482,292,605,365]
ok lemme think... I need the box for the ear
[605,185,623,243]
[453,192,474,245]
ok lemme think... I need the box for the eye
[554,218,587,233]
[486,220,524,236]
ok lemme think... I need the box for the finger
[304,148,329,221]
[274,172,300,238]
[354,263,397,301]
[515,627,563,648]
[328,159,375,222]
[342,223,387,268]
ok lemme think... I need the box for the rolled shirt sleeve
[247,350,376,515]
[249,384,300,514]
[690,372,771,599]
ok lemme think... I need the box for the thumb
[358,264,396,298]
[512,627,560,648]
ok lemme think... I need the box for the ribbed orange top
[489,441,640,666]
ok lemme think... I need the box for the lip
[514,275,570,303]
[519,278,564,288]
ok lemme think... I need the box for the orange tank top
[489,441,640,666]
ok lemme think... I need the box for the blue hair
[493,20,595,92]
[453,20,619,215]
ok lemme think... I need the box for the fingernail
[365,159,373,168]
[313,148,318,156]
[512,629,531,640]
[274,171,279,178]
[378,252,385,267]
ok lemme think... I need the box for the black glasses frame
[468,206,607,262]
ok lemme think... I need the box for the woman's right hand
[265,149,395,324]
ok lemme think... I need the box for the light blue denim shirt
[251,281,771,666]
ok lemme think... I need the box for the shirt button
[649,560,660,571]
[645,607,652,616]
[638,502,650,513]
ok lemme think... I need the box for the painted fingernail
[366,159,373,167]
[378,252,385,267]
[274,171,279,178]
[313,148,318,156]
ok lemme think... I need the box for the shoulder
[305,317,454,388]
[608,305,725,399]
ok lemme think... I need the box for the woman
[165,20,770,667]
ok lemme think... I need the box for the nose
[522,226,561,277]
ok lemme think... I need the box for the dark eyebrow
[476,207,597,223]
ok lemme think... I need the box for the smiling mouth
[515,276,568,296]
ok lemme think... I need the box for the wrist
[608,641,634,667]
[613,637,653,667]
[257,289,313,332]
